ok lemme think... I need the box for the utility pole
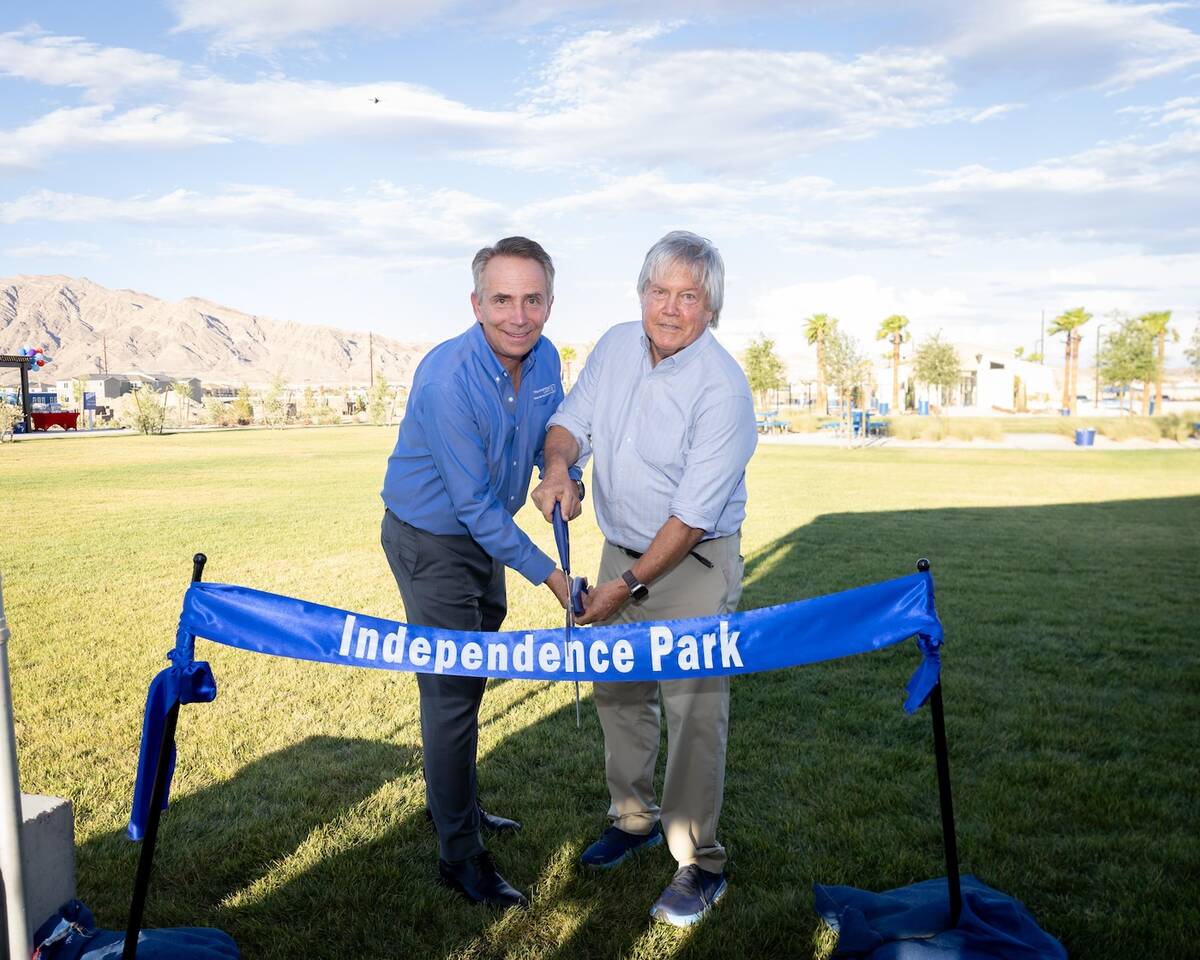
[368,332,374,388]
[1039,310,1045,364]
[1094,324,1105,411]
[102,335,108,375]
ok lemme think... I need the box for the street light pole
[1094,324,1105,411]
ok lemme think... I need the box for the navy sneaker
[580,823,663,868]
[650,864,727,927]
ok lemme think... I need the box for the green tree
[300,386,317,424]
[560,346,577,387]
[1138,311,1176,414]
[1186,322,1200,376]
[912,333,961,407]
[368,375,392,426]
[173,381,194,426]
[1100,316,1155,415]
[262,372,288,427]
[875,314,909,411]
[204,397,233,427]
[742,334,787,408]
[822,329,870,439]
[804,313,838,412]
[119,383,166,434]
[231,385,254,425]
[1048,307,1091,414]
[0,399,19,442]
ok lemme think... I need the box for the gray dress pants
[381,509,506,862]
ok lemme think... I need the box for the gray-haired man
[531,230,757,926]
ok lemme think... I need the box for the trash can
[1074,428,1096,447]
[1149,399,1155,415]
[918,400,930,416]
[877,402,890,416]
[1060,408,1071,416]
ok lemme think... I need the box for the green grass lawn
[2,428,1198,958]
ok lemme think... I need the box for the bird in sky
[370,97,380,104]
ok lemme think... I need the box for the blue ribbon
[130,571,943,839]
[128,653,216,840]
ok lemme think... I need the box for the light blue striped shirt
[549,322,757,551]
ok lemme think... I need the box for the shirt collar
[640,326,714,373]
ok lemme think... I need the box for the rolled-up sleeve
[668,393,758,533]
[421,381,555,585]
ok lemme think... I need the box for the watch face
[632,583,649,602]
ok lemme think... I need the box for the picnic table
[31,411,79,431]
[755,410,788,433]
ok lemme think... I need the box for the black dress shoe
[424,802,522,835]
[438,850,529,909]
[478,806,521,834]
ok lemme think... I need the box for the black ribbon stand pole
[122,552,207,960]
[918,557,962,927]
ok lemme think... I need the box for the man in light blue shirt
[533,231,757,927]
[380,236,578,911]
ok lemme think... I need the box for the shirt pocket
[633,390,686,471]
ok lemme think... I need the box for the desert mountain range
[0,275,434,386]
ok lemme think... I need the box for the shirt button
[507,397,514,403]
[512,460,517,466]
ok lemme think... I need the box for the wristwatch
[621,569,649,603]
[575,479,586,502]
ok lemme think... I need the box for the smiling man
[532,230,757,926]
[380,236,575,910]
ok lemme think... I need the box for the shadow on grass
[81,495,1199,958]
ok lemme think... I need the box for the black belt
[617,544,714,569]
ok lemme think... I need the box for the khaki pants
[592,534,743,873]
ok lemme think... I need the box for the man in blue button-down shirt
[380,236,577,910]
[533,231,757,928]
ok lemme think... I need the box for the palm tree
[1138,311,1175,414]
[1048,307,1091,414]
[804,313,838,412]
[560,345,577,387]
[875,314,910,411]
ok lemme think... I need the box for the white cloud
[969,102,1023,123]
[4,240,103,258]
[940,0,1200,90]
[0,182,509,263]
[0,28,183,99]
[0,24,967,173]
[503,28,962,170]
[0,105,227,170]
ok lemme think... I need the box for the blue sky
[2,1,1198,363]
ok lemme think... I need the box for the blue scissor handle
[552,502,570,573]
[570,576,589,617]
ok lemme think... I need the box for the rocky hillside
[0,275,432,385]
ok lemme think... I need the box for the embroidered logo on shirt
[532,384,557,401]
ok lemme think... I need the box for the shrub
[117,384,167,435]
[0,400,20,441]
[783,413,823,433]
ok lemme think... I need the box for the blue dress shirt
[381,322,566,585]
[548,322,757,552]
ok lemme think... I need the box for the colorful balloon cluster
[17,345,52,368]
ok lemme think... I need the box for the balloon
[36,359,45,366]
[34,347,43,354]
